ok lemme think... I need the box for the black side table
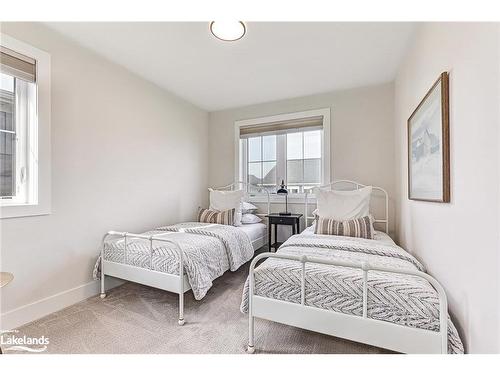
[266,213,303,252]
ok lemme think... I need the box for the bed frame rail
[100,230,187,326]
[247,252,448,354]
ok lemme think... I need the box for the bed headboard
[210,182,271,216]
[304,180,389,234]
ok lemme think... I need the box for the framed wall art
[408,72,450,202]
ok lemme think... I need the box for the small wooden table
[266,213,303,252]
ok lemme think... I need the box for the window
[237,109,330,198]
[1,34,51,218]
[247,135,277,188]
[286,130,321,194]
[0,72,37,204]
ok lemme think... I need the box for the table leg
[268,223,272,252]
[274,223,278,252]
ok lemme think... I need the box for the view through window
[241,129,322,194]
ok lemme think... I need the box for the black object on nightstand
[266,213,303,252]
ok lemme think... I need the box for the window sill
[0,202,51,219]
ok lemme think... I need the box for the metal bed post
[362,262,368,318]
[99,232,109,299]
[247,256,256,354]
[177,229,185,326]
[300,256,306,305]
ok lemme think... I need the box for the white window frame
[234,108,331,203]
[0,34,51,219]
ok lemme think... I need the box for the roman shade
[0,46,36,83]
[239,115,323,138]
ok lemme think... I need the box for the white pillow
[316,186,372,221]
[241,213,262,224]
[241,201,258,214]
[209,189,244,226]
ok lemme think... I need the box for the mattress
[238,222,267,242]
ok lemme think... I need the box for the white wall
[208,83,396,234]
[0,23,209,329]
[394,23,500,353]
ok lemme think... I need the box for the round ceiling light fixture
[210,21,246,41]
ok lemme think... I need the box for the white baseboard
[0,278,123,330]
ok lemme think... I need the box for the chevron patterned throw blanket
[240,233,464,354]
[94,223,253,300]
[158,222,254,271]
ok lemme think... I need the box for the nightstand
[266,213,303,252]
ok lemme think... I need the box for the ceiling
[45,22,416,111]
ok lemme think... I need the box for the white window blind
[0,46,36,83]
[239,115,323,138]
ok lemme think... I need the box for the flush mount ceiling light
[210,21,246,41]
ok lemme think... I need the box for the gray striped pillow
[197,207,235,225]
[314,215,374,239]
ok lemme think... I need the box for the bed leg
[178,291,185,326]
[247,315,255,353]
[100,255,106,299]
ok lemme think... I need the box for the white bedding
[238,223,267,242]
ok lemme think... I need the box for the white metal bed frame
[247,180,449,354]
[99,182,270,326]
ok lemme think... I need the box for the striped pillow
[314,215,374,239]
[197,207,235,225]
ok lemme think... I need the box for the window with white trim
[0,72,37,204]
[237,110,330,196]
[1,35,51,218]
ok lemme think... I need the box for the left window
[1,35,51,218]
[0,72,37,204]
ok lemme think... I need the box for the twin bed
[96,182,269,325]
[95,180,464,354]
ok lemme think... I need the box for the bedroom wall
[394,23,500,353]
[0,23,209,329]
[208,83,396,234]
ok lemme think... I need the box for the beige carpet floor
[7,250,391,354]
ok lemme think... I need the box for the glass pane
[304,130,321,159]
[0,75,15,132]
[0,73,14,93]
[262,161,276,186]
[262,135,276,161]
[248,137,261,162]
[248,162,262,185]
[287,132,302,160]
[304,158,321,183]
[0,132,15,196]
[287,160,303,184]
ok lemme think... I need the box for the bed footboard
[247,252,448,354]
[100,230,187,325]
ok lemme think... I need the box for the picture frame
[408,72,450,202]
